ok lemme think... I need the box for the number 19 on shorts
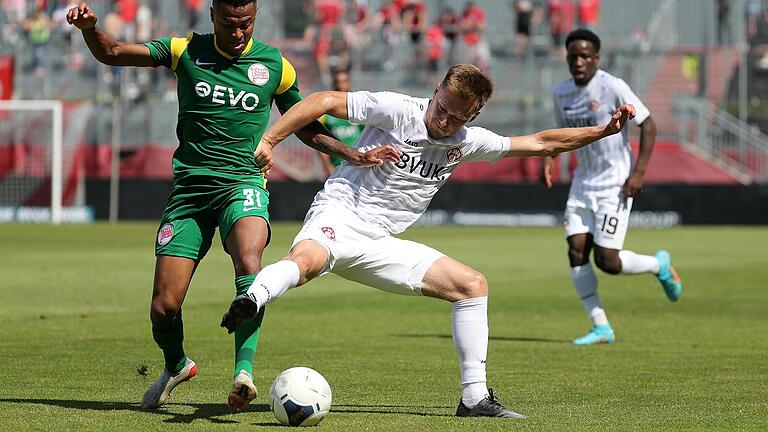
[243,188,262,211]
[600,214,619,235]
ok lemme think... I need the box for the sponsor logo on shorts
[446,147,462,163]
[321,226,336,241]
[158,223,174,246]
[248,63,270,86]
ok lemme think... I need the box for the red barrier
[0,56,13,100]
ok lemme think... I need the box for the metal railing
[673,96,768,184]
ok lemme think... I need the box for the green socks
[234,274,265,377]
[151,308,187,374]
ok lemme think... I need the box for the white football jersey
[309,91,510,235]
[552,69,650,193]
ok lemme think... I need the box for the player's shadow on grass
[395,333,569,343]
[249,404,457,423]
[0,398,270,424]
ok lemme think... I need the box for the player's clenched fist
[603,103,636,136]
[66,2,98,30]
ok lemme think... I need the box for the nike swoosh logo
[243,207,256,212]
[195,59,216,66]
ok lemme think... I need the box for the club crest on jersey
[158,223,174,246]
[446,147,462,163]
[588,100,600,112]
[248,63,270,86]
[320,226,336,241]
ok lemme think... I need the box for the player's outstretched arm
[257,92,401,171]
[506,104,636,157]
[67,2,154,67]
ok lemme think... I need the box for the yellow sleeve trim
[276,56,297,95]
[170,32,193,72]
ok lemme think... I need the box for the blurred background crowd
[1,0,767,184]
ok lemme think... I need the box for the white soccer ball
[268,367,332,427]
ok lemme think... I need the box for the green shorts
[155,182,270,260]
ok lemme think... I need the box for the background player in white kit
[541,29,682,346]
[222,64,636,418]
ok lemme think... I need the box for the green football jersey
[319,115,365,167]
[146,33,303,186]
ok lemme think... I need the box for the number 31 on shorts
[243,188,262,211]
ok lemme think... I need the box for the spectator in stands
[115,0,138,42]
[577,0,599,30]
[327,28,350,74]
[52,0,82,68]
[425,16,445,84]
[23,6,50,77]
[401,0,427,69]
[373,0,401,71]
[439,6,460,66]
[745,0,762,41]
[513,0,534,57]
[716,0,731,44]
[461,1,490,72]
[345,0,370,72]
[182,0,202,32]
[134,0,151,42]
[547,0,573,57]
[2,0,28,26]
[305,0,343,85]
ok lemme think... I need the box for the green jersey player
[66,0,398,412]
[318,71,365,175]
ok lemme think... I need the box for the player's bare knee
[150,296,180,323]
[568,248,588,266]
[457,271,488,300]
[595,253,621,274]
[235,252,262,275]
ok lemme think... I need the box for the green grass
[0,223,766,431]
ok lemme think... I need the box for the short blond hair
[440,64,494,110]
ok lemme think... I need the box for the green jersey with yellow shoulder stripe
[145,33,302,186]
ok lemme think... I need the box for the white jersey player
[542,29,682,346]
[222,64,636,418]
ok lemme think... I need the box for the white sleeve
[552,93,566,128]
[462,127,511,163]
[346,91,411,131]
[612,78,651,126]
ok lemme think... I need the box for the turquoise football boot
[655,250,682,302]
[573,324,615,345]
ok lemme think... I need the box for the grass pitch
[0,223,766,431]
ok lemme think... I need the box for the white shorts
[564,193,633,250]
[291,206,445,296]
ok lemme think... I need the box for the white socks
[618,250,660,274]
[246,260,301,307]
[452,296,490,407]
[570,264,608,326]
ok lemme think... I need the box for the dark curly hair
[212,0,257,7]
[565,29,601,52]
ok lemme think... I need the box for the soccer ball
[268,367,332,427]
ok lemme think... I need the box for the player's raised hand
[67,2,98,30]
[604,103,636,136]
[350,144,402,167]
[254,139,274,176]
